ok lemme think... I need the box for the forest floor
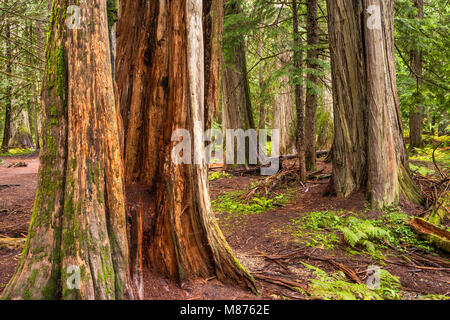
[0,152,449,300]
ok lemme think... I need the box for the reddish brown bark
[116,0,256,291]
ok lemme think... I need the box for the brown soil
[1,154,449,299]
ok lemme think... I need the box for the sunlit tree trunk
[327,0,422,209]
[2,0,133,300]
[10,109,34,149]
[116,0,256,291]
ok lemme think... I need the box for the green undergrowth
[208,171,233,181]
[0,148,35,157]
[212,187,293,219]
[287,208,434,257]
[408,143,450,169]
[409,163,436,176]
[301,263,402,300]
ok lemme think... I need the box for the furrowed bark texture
[116,0,256,292]
[327,0,422,208]
[2,0,132,300]
[1,18,12,151]
[203,0,223,129]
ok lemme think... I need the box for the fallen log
[408,218,450,253]
[0,236,26,249]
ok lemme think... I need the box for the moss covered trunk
[116,0,256,291]
[2,0,133,300]
[326,0,422,209]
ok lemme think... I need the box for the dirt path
[0,156,39,295]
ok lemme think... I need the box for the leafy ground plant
[208,171,233,181]
[0,148,35,157]
[212,189,292,219]
[288,210,434,255]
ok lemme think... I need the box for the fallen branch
[328,260,362,284]
[253,274,310,295]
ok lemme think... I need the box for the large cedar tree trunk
[327,0,422,208]
[2,0,133,300]
[116,0,256,291]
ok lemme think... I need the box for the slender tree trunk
[326,0,422,208]
[257,35,266,131]
[203,0,223,129]
[273,53,296,155]
[116,0,256,291]
[305,0,319,171]
[27,23,36,150]
[1,18,12,151]
[292,0,306,181]
[408,0,424,149]
[2,0,133,300]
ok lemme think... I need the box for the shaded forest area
[0,0,449,301]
